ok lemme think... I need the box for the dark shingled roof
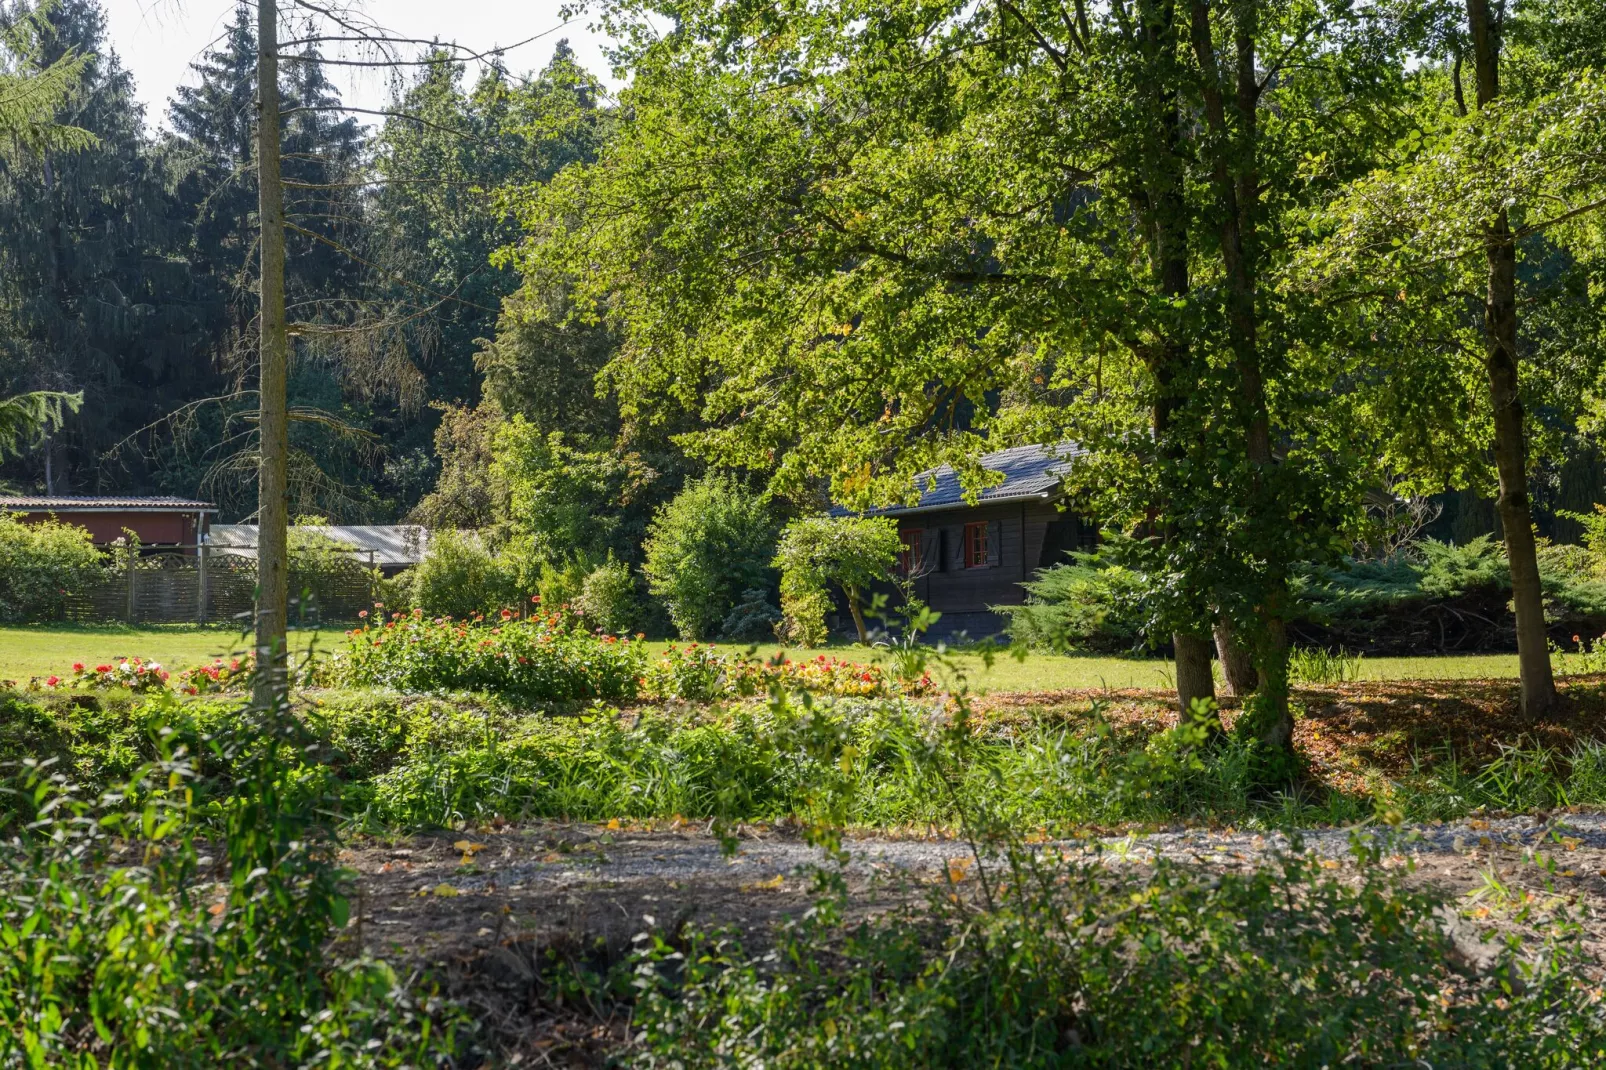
[0,496,215,511]
[844,443,1083,517]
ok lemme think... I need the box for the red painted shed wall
[13,510,202,548]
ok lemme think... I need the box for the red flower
[531,595,541,604]
[72,663,84,672]
[45,675,58,687]
[95,665,111,674]
[500,608,513,620]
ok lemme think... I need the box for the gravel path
[354,810,1606,894]
[340,812,1606,1062]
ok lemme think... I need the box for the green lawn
[0,624,329,682]
[0,625,1527,691]
[644,641,1524,692]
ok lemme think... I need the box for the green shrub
[491,418,656,564]
[0,702,460,1066]
[411,528,517,618]
[328,610,644,703]
[0,512,104,622]
[720,587,782,641]
[578,558,640,634]
[537,557,591,612]
[775,515,901,645]
[1002,546,1147,652]
[643,475,776,640]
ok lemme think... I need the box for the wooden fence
[62,545,380,626]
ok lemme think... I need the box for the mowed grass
[638,640,1520,692]
[0,625,1524,691]
[0,624,328,681]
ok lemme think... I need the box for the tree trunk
[1467,0,1555,717]
[1173,633,1216,718]
[1214,618,1258,697]
[253,0,290,708]
[1140,0,1217,722]
[845,587,870,645]
[1188,0,1295,751]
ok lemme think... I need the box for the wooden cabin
[844,444,1098,640]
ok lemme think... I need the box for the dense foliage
[0,511,101,621]
[774,516,902,646]
[0,696,459,1065]
[632,845,1606,1067]
[328,608,645,704]
[1010,536,1606,655]
[642,475,777,641]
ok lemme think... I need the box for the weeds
[1288,645,1365,685]
[0,692,462,1066]
[620,634,1606,1067]
[630,842,1606,1067]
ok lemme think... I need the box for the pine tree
[0,0,211,493]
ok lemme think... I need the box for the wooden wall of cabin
[872,501,1095,633]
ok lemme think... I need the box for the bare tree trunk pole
[253,0,290,707]
[1467,0,1555,717]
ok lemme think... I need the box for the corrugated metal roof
[840,443,1083,517]
[208,524,430,567]
[0,496,215,511]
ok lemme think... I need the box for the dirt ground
[976,673,1606,793]
[335,807,1606,1066]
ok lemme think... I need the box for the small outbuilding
[0,496,214,551]
[843,444,1097,639]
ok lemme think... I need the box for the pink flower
[359,610,369,619]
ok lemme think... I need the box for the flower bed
[326,608,646,703]
[69,658,170,693]
[176,656,254,695]
[644,644,933,701]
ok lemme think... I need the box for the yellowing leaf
[606,819,621,831]
[947,858,972,883]
[432,883,458,898]
[1561,837,1582,852]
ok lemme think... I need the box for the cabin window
[963,521,991,568]
[898,527,925,574]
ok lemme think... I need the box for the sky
[100,0,619,128]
